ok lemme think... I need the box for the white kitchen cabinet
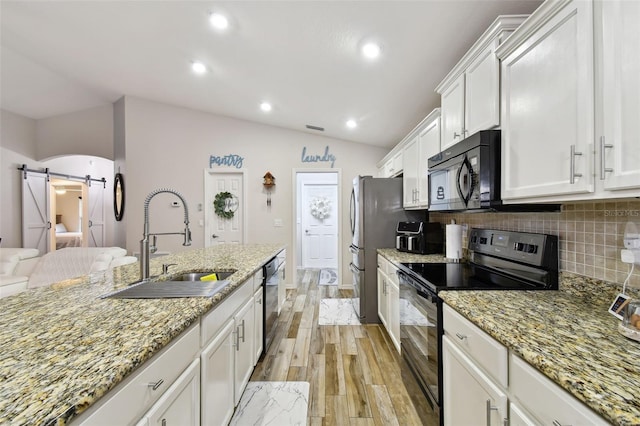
[402,136,420,208]
[403,109,440,209]
[376,255,400,353]
[201,319,236,426]
[383,151,403,178]
[509,354,609,426]
[498,0,595,201]
[377,268,389,329]
[77,324,200,426]
[136,359,200,426]
[437,16,527,151]
[253,286,264,362]
[442,336,508,426]
[508,401,538,426]
[599,0,640,192]
[234,297,255,405]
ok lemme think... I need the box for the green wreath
[214,191,237,219]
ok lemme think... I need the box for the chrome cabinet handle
[233,330,239,351]
[503,418,508,426]
[486,400,498,426]
[148,379,164,391]
[600,136,613,180]
[552,421,565,426]
[570,144,583,184]
[454,132,462,139]
[240,319,246,343]
[455,332,467,340]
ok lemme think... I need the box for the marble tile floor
[229,381,310,426]
[318,298,361,325]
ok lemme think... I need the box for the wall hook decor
[263,172,275,206]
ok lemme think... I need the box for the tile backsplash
[430,200,640,288]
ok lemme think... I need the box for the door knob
[212,234,219,239]
[305,230,309,234]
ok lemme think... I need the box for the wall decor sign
[209,154,244,169]
[301,146,336,168]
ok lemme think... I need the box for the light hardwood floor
[250,269,425,425]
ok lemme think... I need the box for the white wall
[0,110,38,247]
[36,105,114,160]
[121,96,388,284]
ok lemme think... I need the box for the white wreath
[310,196,331,220]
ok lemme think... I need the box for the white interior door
[205,171,245,246]
[22,171,50,253]
[87,182,105,247]
[301,183,338,268]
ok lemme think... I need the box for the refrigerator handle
[349,262,360,275]
[349,188,356,236]
[349,245,358,255]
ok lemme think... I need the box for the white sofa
[28,247,137,289]
[0,247,137,297]
[0,248,41,298]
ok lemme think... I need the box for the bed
[55,223,82,249]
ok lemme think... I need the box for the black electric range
[396,228,558,426]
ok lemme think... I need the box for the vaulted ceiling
[0,1,542,147]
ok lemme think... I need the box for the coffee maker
[396,221,443,254]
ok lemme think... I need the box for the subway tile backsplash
[430,200,640,288]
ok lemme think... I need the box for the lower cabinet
[442,336,507,426]
[136,359,201,426]
[233,297,255,405]
[200,320,236,426]
[253,287,264,362]
[443,304,608,426]
[376,255,400,353]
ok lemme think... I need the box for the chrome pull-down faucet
[140,188,192,281]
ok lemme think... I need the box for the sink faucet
[140,188,192,281]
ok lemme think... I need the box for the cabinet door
[377,268,389,327]
[253,287,264,361]
[601,0,640,191]
[201,319,235,426]
[418,117,441,207]
[402,137,420,208]
[234,297,255,405]
[387,278,400,354]
[440,74,465,151]
[509,402,538,426]
[465,40,500,136]
[140,359,200,426]
[442,336,507,426]
[501,0,594,201]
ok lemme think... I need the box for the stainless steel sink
[101,270,236,299]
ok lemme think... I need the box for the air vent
[306,124,324,132]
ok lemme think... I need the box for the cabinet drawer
[509,354,608,425]
[79,323,200,425]
[443,304,507,387]
[201,279,252,347]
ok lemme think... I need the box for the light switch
[274,219,283,227]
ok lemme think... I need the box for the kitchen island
[441,274,640,425]
[0,244,284,425]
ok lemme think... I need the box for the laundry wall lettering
[301,146,336,168]
[209,154,244,169]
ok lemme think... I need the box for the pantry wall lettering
[209,154,244,169]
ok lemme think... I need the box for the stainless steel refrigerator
[349,175,424,323]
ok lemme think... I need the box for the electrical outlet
[274,219,283,227]
[621,249,640,265]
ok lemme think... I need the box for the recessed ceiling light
[346,119,358,129]
[260,102,272,112]
[191,61,207,74]
[209,13,229,30]
[361,42,381,59]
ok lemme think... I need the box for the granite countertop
[0,244,285,425]
[440,274,640,425]
[377,248,448,264]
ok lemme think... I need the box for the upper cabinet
[497,0,640,203]
[403,109,440,209]
[436,15,529,151]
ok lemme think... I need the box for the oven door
[398,271,441,424]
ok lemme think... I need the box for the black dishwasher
[262,257,279,356]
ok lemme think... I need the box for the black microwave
[427,130,501,212]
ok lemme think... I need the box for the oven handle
[397,271,438,302]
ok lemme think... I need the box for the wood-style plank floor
[250,269,425,425]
